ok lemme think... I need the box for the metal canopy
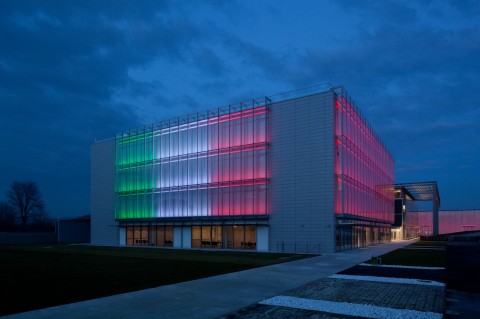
[395,182,440,207]
[395,181,441,235]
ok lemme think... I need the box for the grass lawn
[371,241,446,267]
[0,244,311,316]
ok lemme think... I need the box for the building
[399,209,480,238]
[393,182,441,239]
[91,85,395,253]
[393,182,480,238]
[435,210,480,234]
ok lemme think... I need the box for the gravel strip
[260,295,443,319]
[330,274,445,286]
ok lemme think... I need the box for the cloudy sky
[0,0,479,219]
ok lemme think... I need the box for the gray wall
[269,91,336,253]
[58,220,91,243]
[91,139,118,245]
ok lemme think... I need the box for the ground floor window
[125,224,257,250]
[191,224,256,249]
[126,225,173,246]
[336,220,391,251]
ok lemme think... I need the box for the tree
[30,210,55,232]
[7,181,45,231]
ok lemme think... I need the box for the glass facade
[336,220,391,250]
[115,105,269,220]
[407,210,480,236]
[404,208,420,238]
[126,225,173,246]
[439,210,480,234]
[105,86,396,252]
[191,225,256,249]
[334,92,395,250]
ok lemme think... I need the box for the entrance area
[336,220,391,251]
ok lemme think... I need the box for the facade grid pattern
[333,89,395,250]
[409,210,480,236]
[92,85,397,252]
[334,94,394,221]
[114,103,269,220]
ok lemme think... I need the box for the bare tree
[7,181,45,231]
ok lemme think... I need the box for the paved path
[285,278,444,313]
[2,240,415,319]
[221,278,445,318]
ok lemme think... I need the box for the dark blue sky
[1,0,479,219]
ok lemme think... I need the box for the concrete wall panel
[91,140,118,246]
[269,91,336,253]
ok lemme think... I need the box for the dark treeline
[0,181,54,232]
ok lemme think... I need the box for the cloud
[340,0,418,26]
[192,48,225,77]
[0,1,208,216]
[0,0,478,215]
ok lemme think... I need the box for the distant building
[91,85,394,253]
[437,210,480,234]
[393,183,480,238]
[410,210,480,236]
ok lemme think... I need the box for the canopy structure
[395,181,441,235]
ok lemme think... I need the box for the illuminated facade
[398,210,480,237]
[396,209,480,237]
[92,85,394,253]
[334,94,394,250]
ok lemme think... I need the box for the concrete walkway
[2,240,415,319]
